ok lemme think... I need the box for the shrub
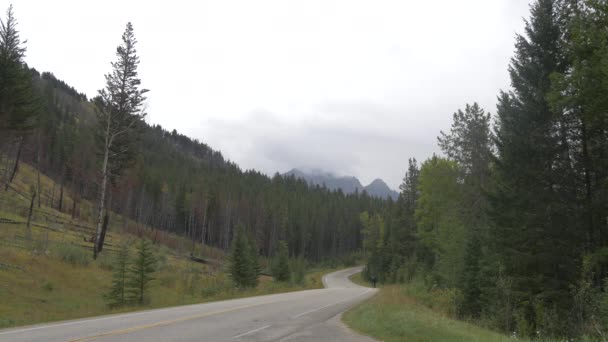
[105,244,129,308]
[126,239,156,305]
[51,243,90,266]
[271,241,290,282]
[291,257,307,285]
[41,281,54,292]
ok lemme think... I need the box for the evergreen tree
[549,0,608,264]
[271,240,290,282]
[245,233,260,288]
[490,0,578,334]
[0,4,35,133]
[94,22,148,258]
[105,244,129,308]
[0,5,37,190]
[229,226,259,288]
[437,103,492,317]
[126,239,156,305]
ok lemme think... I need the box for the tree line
[0,5,387,267]
[363,0,608,338]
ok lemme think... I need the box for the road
[0,267,377,341]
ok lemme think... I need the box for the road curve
[0,267,377,341]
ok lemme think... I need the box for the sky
[12,0,532,189]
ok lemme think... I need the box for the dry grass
[0,162,330,329]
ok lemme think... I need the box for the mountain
[284,169,398,200]
[364,178,399,200]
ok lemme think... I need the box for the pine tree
[93,22,148,258]
[0,5,37,190]
[437,103,492,317]
[0,5,35,132]
[105,244,129,308]
[229,226,259,288]
[272,240,290,282]
[126,239,156,305]
[245,234,260,288]
[490,0,578,334]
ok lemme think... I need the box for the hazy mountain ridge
[284,169,398,200]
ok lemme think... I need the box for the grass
[343,284,515,342]
[0,162,334,329]
[349,271,369,287]
[0,218,332,329]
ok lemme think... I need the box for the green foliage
[105,244,129,308]
[228,227,259,289]
[50,243,91,267]
[126,239,156,305]
[0,5,37,133]
[344,285,511,342]
[41,281,54,292]
[415,156,465,287]
[271,240,290,282]
[290,256,307,285]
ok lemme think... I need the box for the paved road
[0,267,377,341]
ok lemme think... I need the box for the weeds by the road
[343,284,514,342]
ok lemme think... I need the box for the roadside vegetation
[355,1,608,340]
[0,163,336,329]
[0,5,371,330]
[344,284,513,342]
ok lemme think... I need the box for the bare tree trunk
[36,132,42,208]
[58,169,65,212]
[94,119,111,259]
[5,135,23,191]
[26,189,36,241]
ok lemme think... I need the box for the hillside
[0,69,388,263]
[284,169,398,200]
[0,162,334,328]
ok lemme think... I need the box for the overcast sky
[13,0,532,189]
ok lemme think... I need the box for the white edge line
[292,288,371,319]
[232,325,271,339]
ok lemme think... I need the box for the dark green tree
[229,226,259,288]
[0,5,35,132]
[271,240,290,282]
[94,22,148,258]
[105,244,129,308]
[126,239,156,305]
[0,5,36,190]
[490,0,578,335]
[438,103,492,318]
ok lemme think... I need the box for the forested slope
[0,17,386,264]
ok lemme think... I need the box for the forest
[361,0,608,339]
[0,4,386,271]
[2,0,608,339]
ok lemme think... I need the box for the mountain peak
[284,169,398,200]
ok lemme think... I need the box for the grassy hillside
[0,163,328,329]
[343,284,515,342]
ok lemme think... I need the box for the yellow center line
[68,289,339,342]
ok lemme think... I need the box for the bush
[271,241,290,282]
[291,257,307,285]
[51,243,91,266]
[42,281,54,292]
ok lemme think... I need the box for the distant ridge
[284,169,398,200]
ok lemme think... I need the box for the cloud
[13,0,533,189]
[196,101,439,188]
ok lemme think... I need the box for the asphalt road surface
[0,267,377,341]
